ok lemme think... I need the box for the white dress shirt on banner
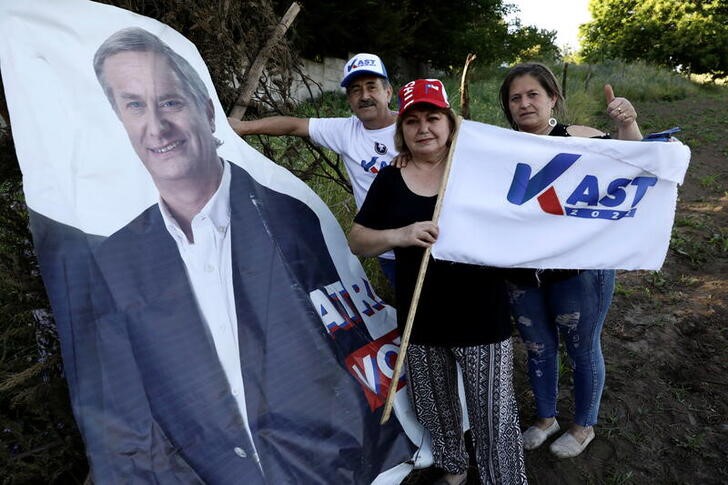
[159,161,261,466]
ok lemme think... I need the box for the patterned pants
[406,339,527,485]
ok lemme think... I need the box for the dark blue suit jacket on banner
[30,162,412,484]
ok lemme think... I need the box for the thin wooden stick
[380,115,464,424]
[459,53,476,119]
[228,2,301,119]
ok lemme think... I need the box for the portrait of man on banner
[9,13,425,483]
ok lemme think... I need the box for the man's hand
[227,117,248,136]
[391,154,409,169]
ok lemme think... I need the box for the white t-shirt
[309,115,397,260]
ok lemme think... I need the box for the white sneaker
[522,419,560,450]
[549,428,595,458]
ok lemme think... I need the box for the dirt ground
[406,90,728,485]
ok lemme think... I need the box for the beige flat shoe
[549,427,595,458]
[522,419,560,450]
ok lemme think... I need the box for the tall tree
[580,0,728,79]
[272,0,412,67]
[401,0,511,68]
[274,0,524,72]
[506,23,560,63]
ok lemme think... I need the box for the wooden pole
[380,115,464,424]
[459,53,476,120]
[584,64,593,92]
[228,2,301,119]
[561,62,569,100]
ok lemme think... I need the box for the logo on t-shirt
[361,156,389,174]
[374,142,388,155]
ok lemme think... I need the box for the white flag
[432,120,690,270]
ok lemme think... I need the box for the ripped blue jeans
[508,270,615,427]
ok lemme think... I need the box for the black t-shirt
[354,166,512,347]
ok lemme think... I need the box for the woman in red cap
[348,79,526,485]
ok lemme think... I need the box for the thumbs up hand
[604,84,637,127]
[604,84,643,140]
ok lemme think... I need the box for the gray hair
[93,27,210,113]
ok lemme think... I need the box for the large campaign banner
[433,120,690,270]
[0,1,431,483]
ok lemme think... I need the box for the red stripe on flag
[537,187,564,215]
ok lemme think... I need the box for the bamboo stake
[228,2,301,119]
[380,115,464,424]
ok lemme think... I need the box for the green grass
[670,214,727,267]
[613,280,635,297]
[606,470,635,485]
[698,174,721,191]
[673,432,706,451]
[709,228,728,254]
[643,271,668,291]
[444,66,505,126]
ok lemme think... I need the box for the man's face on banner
[102,50,217,185]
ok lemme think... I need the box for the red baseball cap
[397,79,450,115]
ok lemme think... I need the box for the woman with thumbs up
[499,62,642,458]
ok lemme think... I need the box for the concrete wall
[285,55,438,104]
[289,56,346,103]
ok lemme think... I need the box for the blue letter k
[507,153,582,205]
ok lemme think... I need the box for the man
[82,27,413,483]
[228,53,398,285]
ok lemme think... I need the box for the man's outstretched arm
[228,116,310,137]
